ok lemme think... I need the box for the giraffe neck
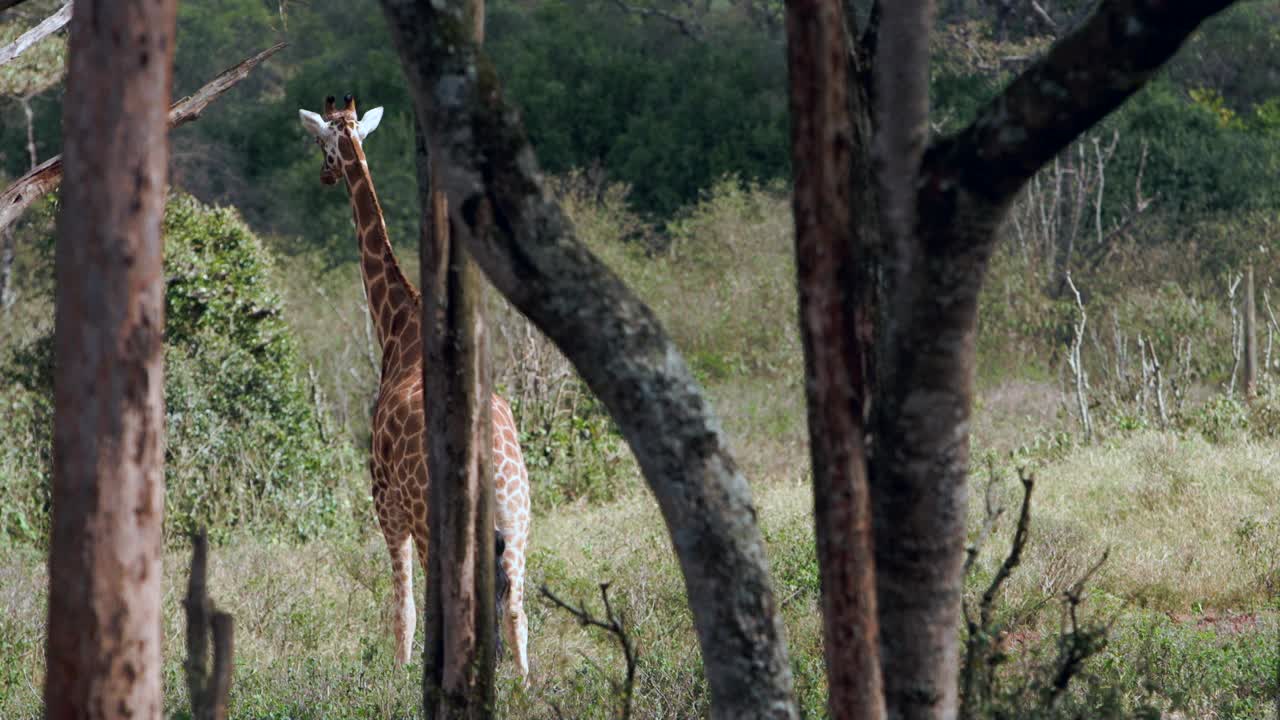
[338,133,421,369]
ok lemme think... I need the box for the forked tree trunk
[848,2,1241,719]
[44,1,177,718]
[785,0,883,717]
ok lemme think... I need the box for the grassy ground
[2,406,1277,718]
[1,183,1278,717]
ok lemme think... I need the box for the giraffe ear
[358,107,384,140]
[299,109,327,138]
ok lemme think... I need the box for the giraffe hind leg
[500,541,529,686]
[494,530,508,660]
[386,532,415,665]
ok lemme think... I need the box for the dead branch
[1044,549,1110,708]
[1065,273,1092,442]
[1149,341,1168,428]
[608,0,703,38]
[0,0,69,68]
[184,529,234,720]
[1263,289,1279,373]
[540,583,637,720]
[960,466,1035,720]
[0,41,286,233]
[1229,273,1243,399]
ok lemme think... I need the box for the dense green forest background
[3,1,1280,717]
[5,0,1278,256]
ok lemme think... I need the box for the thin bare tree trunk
[417,128,496,720]
[44,2,177,719]
[379,2,798,716]
[1245,264,1257,401]
[20,96,37,170]
[786,0,883,716]
[0,225,14,318]
[417,2,495,714]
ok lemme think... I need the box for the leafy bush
[0,195,360,546]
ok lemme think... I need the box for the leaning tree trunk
[785,0,883,717]
[378,1,798,716]
[44,1,177,718]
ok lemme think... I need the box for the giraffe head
[298,94,384,186]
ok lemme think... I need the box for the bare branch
[1066,273,1091,442]
[0,1,69,68]
[608,0,704,38]
[923,0,1240,219]
[960,467,1035,720]
[0,41,285,233]
[541,583,637,720]
[165,41,287,126]
[1044,549,1110,707]
[979,469,1034,631]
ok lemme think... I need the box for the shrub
[0,194,360,546]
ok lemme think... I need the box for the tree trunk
[417,2,496,714]
[379,2,798,716]
[1245,264,1257,401]
[854,2,1240,718]
[44,2,177,719]
[21,96,37,170]
[786,0,883,717]
[417,134,496,717]
[0,225,14,317]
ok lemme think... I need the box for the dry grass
[3,182,1278,717]
[3,426,1277,717]
[972,431,1280,614]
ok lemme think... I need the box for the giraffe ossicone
[298,94,532,683]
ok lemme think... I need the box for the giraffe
[299,95,532,681]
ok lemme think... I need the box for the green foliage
[488,0,789,216]
[1104,78,1280,217]
[161,196,362,541]
[516,391,631,514]
[0,195,360,547]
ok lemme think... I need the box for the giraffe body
[300,96,531,680]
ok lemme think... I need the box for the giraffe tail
[494,529,509,659]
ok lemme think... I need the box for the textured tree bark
[785,0,883,718]
[861,2,1241,719]
[417,131,496,716]
[379,1,797,716]
[43,2,176,719]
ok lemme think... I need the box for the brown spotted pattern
[307,96,532,681]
